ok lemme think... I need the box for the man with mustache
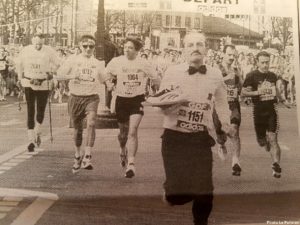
[158,32,233,225]
[214,44,243,176]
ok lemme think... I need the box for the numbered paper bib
[227,87,238,102]
[77,67,96,84]
[121,73,142,96]
[0,61,6,71]
[123,81,142,95]
[258,86,276,101]
[177,101,211,132]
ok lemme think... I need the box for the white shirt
[57,54,107,96]
[105,55,156,97]
[160,63,231,134]
[17,45,60,90]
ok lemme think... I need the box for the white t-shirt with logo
[17,45,60,90]
[105,55,156,97]
[57,54,107,96]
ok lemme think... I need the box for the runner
[105,37,157,178]
[242,51,290,178]
[158,32,233,225]
[0,47,9,101]
[215,44,243,176]
[17,34,60,152]
[56,34,110,173]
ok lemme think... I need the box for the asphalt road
[0,98,299,225]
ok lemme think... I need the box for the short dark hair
[256,51,270,60]
[125,37,143,51]
[80,34,96,43]
[223,44,235,53]
[33,33,44,39]
[141,53,148,59]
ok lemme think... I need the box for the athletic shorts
[68,94,99,129]
[115,94,145,123]
[253,106,278,146]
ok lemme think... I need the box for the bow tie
[188,65,207,75]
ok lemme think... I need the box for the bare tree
[270,17,293,51]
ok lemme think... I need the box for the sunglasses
[82,45,95,49]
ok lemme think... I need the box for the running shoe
[72,155,83,174]
[232,163,242,176]
[125,163,135,178]
[143,89,188,106]
[272,162,282,178]
[217,145,227,161]
[81,154,93,170]
[120,148,128,168]
[27,143,35,152]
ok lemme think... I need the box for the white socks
[84,146,92,156]
[35,122,42,136]
[27,129,35,143]
[128,156,135,165]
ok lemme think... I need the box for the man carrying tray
[146,32,233,225]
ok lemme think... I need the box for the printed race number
[177,101,211,132]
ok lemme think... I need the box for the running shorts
[115,94,145,123]
[68,94,100,129]
[253,105,278,146]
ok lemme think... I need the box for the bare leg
[127,114,143,165]
[267,132,281,164]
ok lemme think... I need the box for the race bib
[123,73,142,96]
[258,85,276,101]
[78,67,96,83]
[0,61,6,71]
[29,61,45,77]
[227,87,238,102]
[177,101,211,132]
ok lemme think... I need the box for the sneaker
[27,143,35,152]
[217,145,227,161]
[36,134,41,147]
[120,148,128,168]
[72,155,83,174]
[272,162,282,178]
[125,163,135,178]
[232,163,242,176]
[143,88,188,106]
[81,154,93,170]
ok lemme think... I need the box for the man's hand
[46,72,54,80]
[222,123,236,138]
[105,80,115,92]
[158,103,182,115]
[16,80,23,89]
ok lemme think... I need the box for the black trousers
[161,129,215,225]
[24,87,49,129]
